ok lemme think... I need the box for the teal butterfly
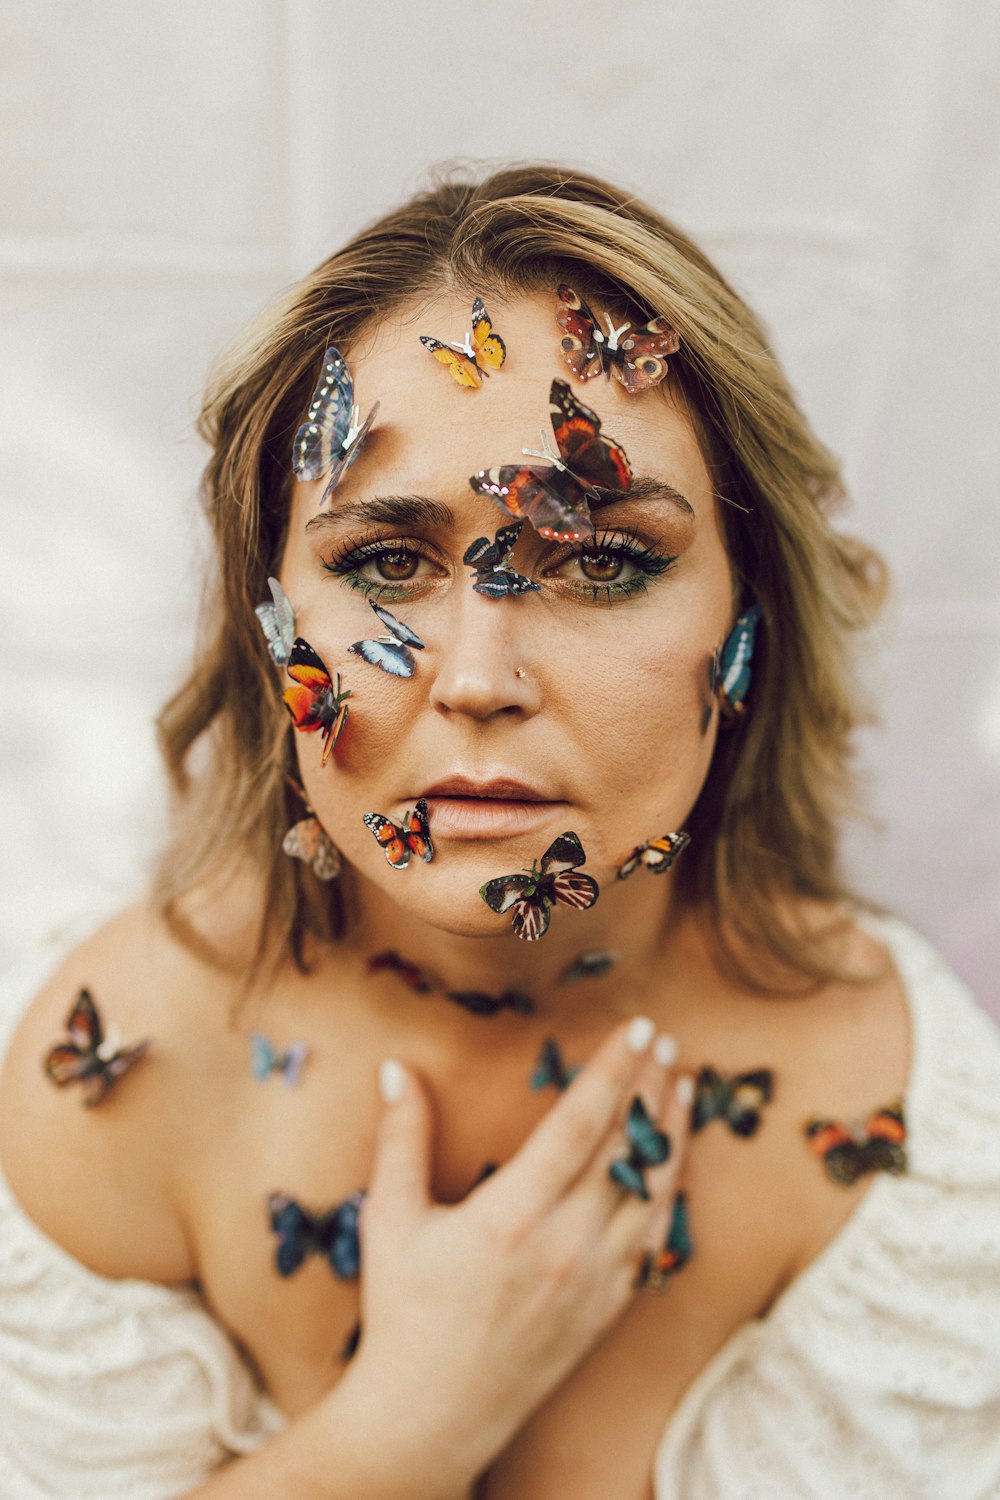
[609,1095,671,1200]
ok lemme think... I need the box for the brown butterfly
[555,284,679,392]
[44,990,150,1107]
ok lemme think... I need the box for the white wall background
[2,1,998,1013]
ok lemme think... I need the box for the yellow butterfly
[420,297,506,388]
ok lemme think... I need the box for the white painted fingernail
[653,1034,677,1067]
[675,1074,694,1106]
[626,1016,655,1053]
[379,1058,405,1102]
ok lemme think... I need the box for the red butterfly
[555,284,680,392]
[804,1099,907,1186]
[44,989,150,1107]
[468,379,632,542]
[282,638,352,765]
[367,949,438,993]
[363,799,434,869]
[479,831,600,941]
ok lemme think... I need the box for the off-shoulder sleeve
[654,919,1000,1500]
[0,938,285,1498]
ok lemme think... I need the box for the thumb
[366,1058,434,1226]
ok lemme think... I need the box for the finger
[489,1016,657,1221]
[605,1071,694,1260]
[364,1058,434,1233]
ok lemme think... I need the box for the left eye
[554,546,636,584]
[371,550,420,581]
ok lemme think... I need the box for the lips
[420,775,556,802]
[416,776,566,840]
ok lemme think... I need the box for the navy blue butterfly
[445,988,535,1017]
[267,1190,363,1279]
[691,1066,774,1138]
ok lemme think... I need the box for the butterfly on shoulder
[282,816,342,881]
[363,799,433,869]
[462,520,540,599]
[555,284,680,392]
[617,830,691,880]
[530,1037,580,1093]
[250,1033,309,1087]
[267,1190,364,1279]
[348,601,425,678]
[559,949,618,984]
[367,949,438,993]
[635,1189,693,1292]
[479,830,600,941]
[712,605,761,721]
[282,639,352,764]
[255,576,296,667]
[43,989,150,1107]
[292,345,379,506]
[444,987,535,1018]
[691,1066,774,1138]
[608,1094,671,1201]
[804,1099,907,1186]
[420,297,506,389]
[468,378,632,543]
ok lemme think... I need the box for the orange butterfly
[420,298,506,388]
[363,799,433,868]
[282,638,352,765]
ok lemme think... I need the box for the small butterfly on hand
[267,1190,364,1279]
[363,799,433,869]
[445,987,535,1018]
[691,1066,774,1138]
[462,520,540,599]
[636,1189,693,1292]
[255,576,296,667]
[479,830,600,941]
[250,1033,310,1088]
[282,816,342,881]
[367,949,438,993]
[617,830,691,880]
[282,639,352,764]
[419,297,506,388]
[712,605,761,721]
[608,1094,672,1201]
[468,378,632,543]
[348,601,425,678]
[44,989,150,1108]
[804,1099,907,1187]
[555,283,680,392]
[530,1037,580,1093]
[559,950,617,984]
[292,345,379,506]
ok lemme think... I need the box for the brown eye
[377,551,419,581]
[579,551,624,583]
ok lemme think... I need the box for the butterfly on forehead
[255,576,296,668]
[282,639,352,764]
[617,830,691,880]
[468,378,632,543]
[292,345,379,506]
[555,283,680,392]
[348,601,425,677]
[691,1066,774,1138]
[44,989,150,1107]
[420,297,506,388]
[267,1190,364,1279]
[462,520,540,599]
[479,831,600,941]
[804,1099,907,1187]
[363,799,433,869]
[609,1094,671,1201]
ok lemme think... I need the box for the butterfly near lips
[363,798,434,869]
[348,601,425,677]
[292,345,379,506]
[555,283,680,392]
[479,831,600,941]
[617,830,691,880]
[282,638,352,764]
[468,378,632,543]
[44,989,150,1107]
[420,297,506,388]
[462,520,539,599]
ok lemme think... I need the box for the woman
[1,165,998,1500]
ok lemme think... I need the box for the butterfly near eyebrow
[468,378,632,543]
[692,1066,774,1138]
[348,601,426,677]
[267,1190,364,1278]
[282,639,352,764]
[555,283,680,392]
[531,1037,580,1093]
[617,830,691,880]
[44,989,150,1107]
[609,1094,671,1200]
[292,345,379,506]
[462,520,540,599]
[250,1033,310,1087]
[420,297,507,389]
[254,576,296,667]
[804,1099,907,1187]
[712,604,761,721]
[363,798,434,869]
[636,1189,693,1291]
[479,830,600,942]
[367,949,438,993]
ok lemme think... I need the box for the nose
[428,592,542,722]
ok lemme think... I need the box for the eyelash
[320,528,677,604]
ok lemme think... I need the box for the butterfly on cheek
[468,378,632,543]
[282,639,352,764]
[420,297,506,388]
[617,830,691,880]
[479,831,600,941]
[363,799,434,869]
[555,284,680,393]
[292,345,379,507]
[44,989,151,1107]
[348,601,425,678]
[804,1099,907,1186]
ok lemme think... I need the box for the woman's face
[279,290,735,938]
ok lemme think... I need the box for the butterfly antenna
[603,314,632,350]
[522,429,565,470]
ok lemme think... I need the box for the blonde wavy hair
[155,163,886,988]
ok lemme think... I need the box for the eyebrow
[303,477,695,534]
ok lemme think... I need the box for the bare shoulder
[0,895,246,1285]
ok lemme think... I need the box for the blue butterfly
[445,988,535,1017]
[348,601,425,677]
[462,521,540,599]
[608,1095,671,1200]
[250,1033,309,1087]
[530,1037,580,1093]
[713,605,761,719]
[292,345,379,505]
[559,950,617,984]
[267,1191,363,1279]
[636,1189,693,1290]
[692,1066,774,1137]
[254,576,296,667]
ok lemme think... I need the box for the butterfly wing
[255,577,296,667]
[65,989,103,1053]
[641,832,691,874]
[479,872,535,915]
[611,318,681,394]
[549,379,633,494]
[250,1032,276,1081]
[446,989,502,1016]
[625,1094,671,1166]
[717,605,762,716]
[283,639,333,731]
[292,346,354,482]
[555,284,604,381]
[402,799,433,863]
[267,1193,314,1276]
[44,1042,88,1087]
[419,335,483,389]
[531,1037,562,1090]
[281,1042,309,1088]
[548,870,600,912]
[370,602,425,650]
[511,893,551,942]
[560,950,616,982]
[328,1194,363,1279]
[335,399,379,481]
[471,297,506,372]
[348,639,414,678]
[468,464,594,543]
[860,1101,907,1176]
[609,1158,650,1200]
[86,1041,149,1107]
[363,812,410,868]
[537,831,587,877]
[804,1117,863,1185]
[725,1069,774,1137]
[690,1066,725,1131]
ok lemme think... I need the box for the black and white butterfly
[292,345,379,505]
[348,601,425,677]
[479,831,600,942]
[462,521,540,599]
[254,576,296,667]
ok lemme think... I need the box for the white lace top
[1,917,998,1499]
